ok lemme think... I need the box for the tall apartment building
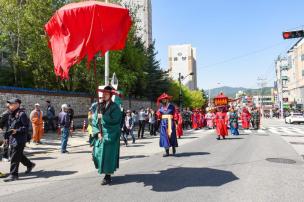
[275,38,304,110]
[168,44,198,90]
[275,56,289,109]
[121,0,152,48]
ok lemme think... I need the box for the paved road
[1,119,304,202]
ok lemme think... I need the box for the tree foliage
[0,0,205,108]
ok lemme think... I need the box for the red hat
[157,93,172,106]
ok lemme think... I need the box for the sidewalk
[0,128,214,196]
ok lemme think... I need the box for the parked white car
[285,113,304,124]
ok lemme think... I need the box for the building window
[174,57,178,61]
[301,54,304,61]
[302,70,304,77]
[182,57,187,61]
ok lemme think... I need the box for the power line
[201,42,286,69]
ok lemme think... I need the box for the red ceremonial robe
[215,112,228,136]
[175,112,183,138]
[192,112,199,129]
[241,112,251,129]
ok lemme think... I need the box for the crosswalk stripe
[280,128,295,135]
[291,128,304,134]
[244,130,252,134]
[269,129,281,134]
[257,130,266,134]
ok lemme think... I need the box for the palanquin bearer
[215,106,228,140]
[156,93,178,157]
[91,85,123,185]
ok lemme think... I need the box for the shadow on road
[29,157,57,161]
[223,137,244,140]
[137,142,153,144]
[174,152,210,157]
[120,155,148,160]
[70,150,92,154]
[18,170,78,180]
[113,167,239,191]
[126,144,145,148]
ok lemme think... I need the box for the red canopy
[45,1,132,79]
[214,92,228,106]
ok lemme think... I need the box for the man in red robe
[200,110,206,128]
[175,107,183,138]
[215,107,228,140]
[241,108,251,129]
[192,110,199,130]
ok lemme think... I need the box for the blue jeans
[61,128,70,152]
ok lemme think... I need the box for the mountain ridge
[206,86,272,98]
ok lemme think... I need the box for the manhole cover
[266,158,296,164]
[289,142,304,145]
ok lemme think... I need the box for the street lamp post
[104,0,110,85]
[178,73,182,110]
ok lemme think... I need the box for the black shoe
[216,137,220,140]
[172,147,176,155]
[101,175,112,185]
[223,136,226,139]
[163,149,170,157]
[25,163,36,174]
[3,175,18,182]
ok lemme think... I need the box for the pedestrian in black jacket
[3,98,35,182]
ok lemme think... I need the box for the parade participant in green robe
[91,85,122,185]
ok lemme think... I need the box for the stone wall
[0,87,92,128]
[0,87,156,128]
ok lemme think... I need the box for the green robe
[91,102,122,174]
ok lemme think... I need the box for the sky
[152,0,304,89]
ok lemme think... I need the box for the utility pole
[257,77,267,117]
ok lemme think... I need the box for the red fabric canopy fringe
[45,1,132,79]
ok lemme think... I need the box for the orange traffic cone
[82,120,87,132]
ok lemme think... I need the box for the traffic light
[283,30,304,39]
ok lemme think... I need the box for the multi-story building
[168,44,198,90]
[120,0,152,48]
[286,38,304,109]
[252,95,275,111]
[274,38,304,111]
[274,56,289,110]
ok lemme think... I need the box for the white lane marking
[269,129,281,134]
[280,127,295,135]
[257,130,266,134]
